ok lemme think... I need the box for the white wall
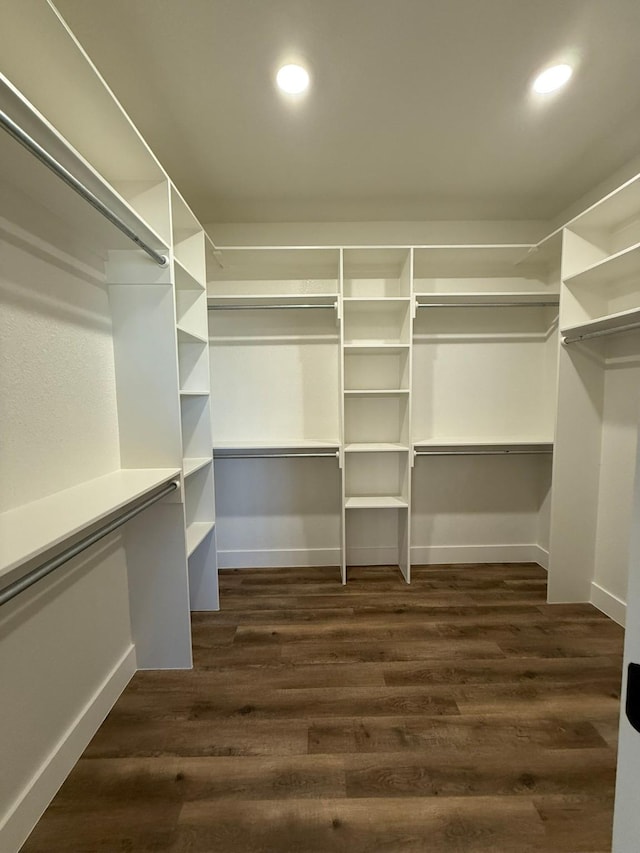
[0,190,120,512]
[207,220,547,248]
[0,536,135,852]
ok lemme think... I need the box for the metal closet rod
[0,480,178,608]
[215,451,339,459]
[416,301,559,308]
[208,303,337,311]
[563,319,640,344]
[0,110,168,267]
[415,449,552,456]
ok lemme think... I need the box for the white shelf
[561,307,640,343]
[567,173,640,233]
[177,326,207,345]
[344,443,410,453]
[180,390,209,397]
[343,297,411,303]
[183,458,212,478]
[345,496,408,509]
[0,468,181,579]
[344,389,410,396]
[214,439,340,453]
[415,292,559,306]
[174,258,205,291]
[343,343,410,354]
[186,521,215,556]
[564,242,640,289]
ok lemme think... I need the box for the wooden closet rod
[0,480,178,607]
[208,303,338,311]
[0,110,168,267]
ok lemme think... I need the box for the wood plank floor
[21,564,624,852]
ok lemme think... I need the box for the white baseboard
[591,581,626,627]
[217,547,341,569]
[1,645,136,853]
[217,544,549,570]
[410,544,548,567]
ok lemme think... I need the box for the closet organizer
[208,243,560,580]
[0,4,217,847]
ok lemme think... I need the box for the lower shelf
[186,521,215,556]
[345,496,408,509]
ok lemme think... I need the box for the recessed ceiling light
[532,63,573,94]
[276,64,310,95]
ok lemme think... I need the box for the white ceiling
[55,0,640,224]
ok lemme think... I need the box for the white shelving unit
[411,245,559,569]
[549,173,640,624]
[342,248,413,581]
[0,9,212,845]
[171,187,218,610]
[208,247,342,573]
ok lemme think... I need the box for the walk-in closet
[2,1,640,851]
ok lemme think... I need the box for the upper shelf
[567,173,640,235]
[564,241,640,289]
[0,75,170,257]
[0,468,181,580]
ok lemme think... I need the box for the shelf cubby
[343,248,411,297]
[345,450,409,502]
[181,395,213,461]
[344,346,409,392]
[343,299,411,346]
[178,338,209,393]
[344,394,410,447]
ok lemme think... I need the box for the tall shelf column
[341,248,412,581]
[170,186,218,610]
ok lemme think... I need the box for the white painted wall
[214,457,342,568]
[207,220,547,249]
[411,455,550,564]
[0,536,135,852]
[0,192,120,512]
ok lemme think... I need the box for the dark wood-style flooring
[22,564,624,852]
